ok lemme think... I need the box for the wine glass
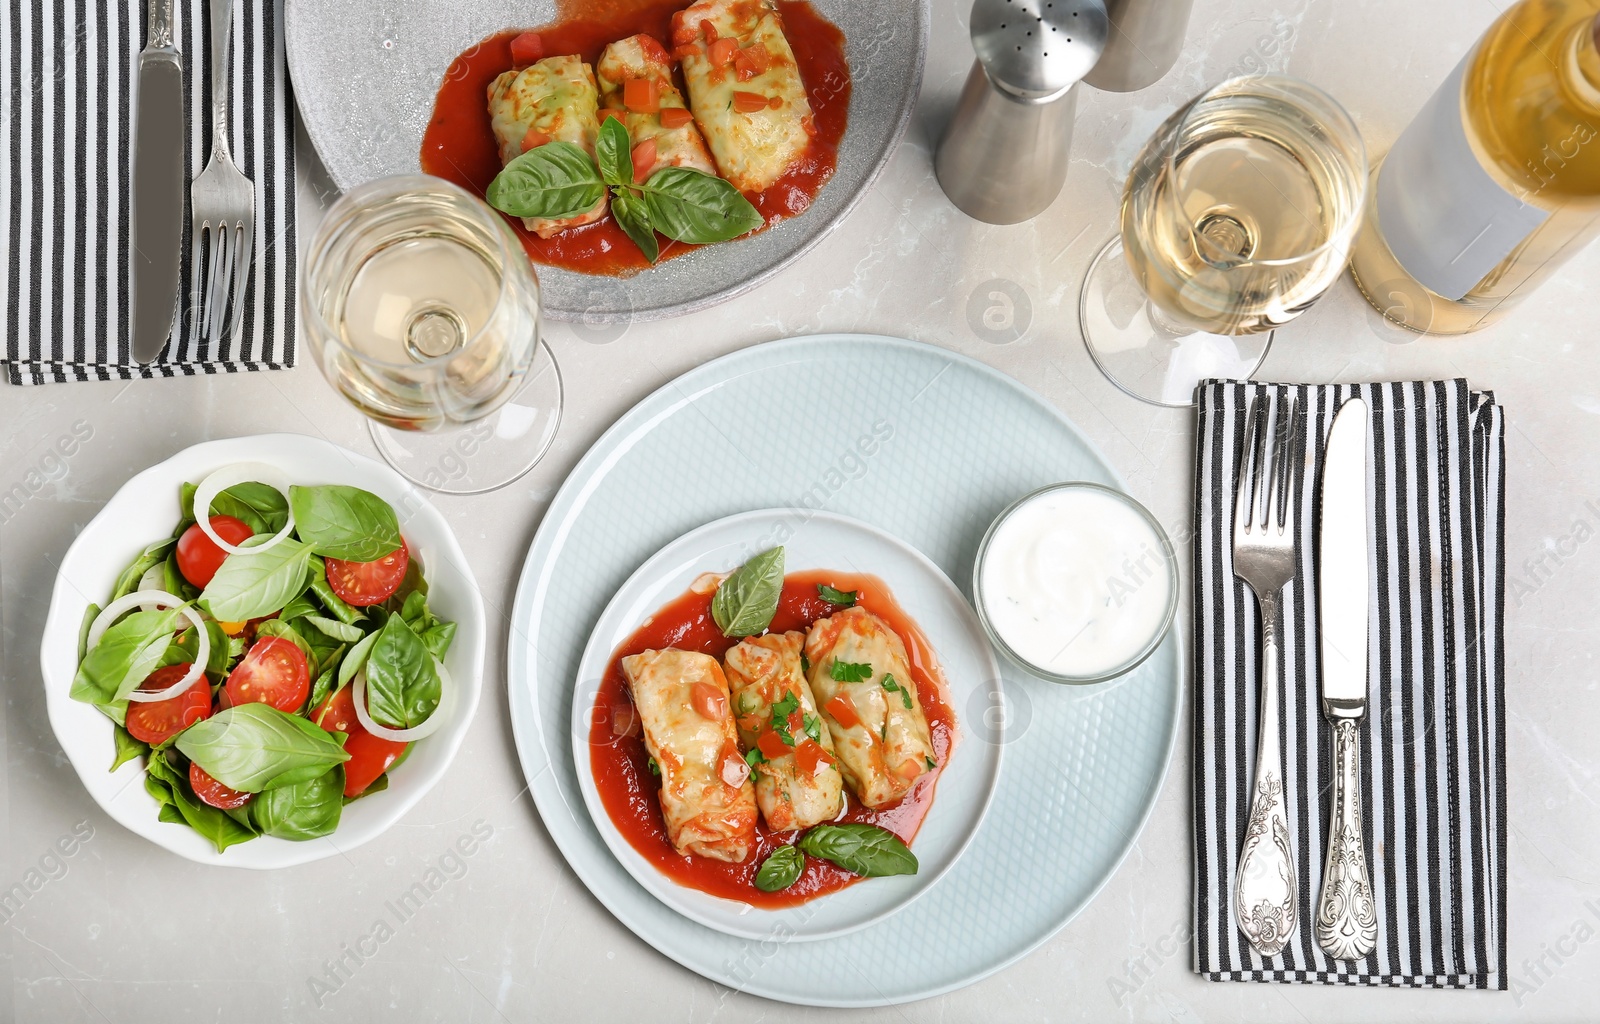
[301,175,562,494]
[1080,75,1368,406]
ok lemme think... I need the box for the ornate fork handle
[1234,589,1297,956]
[1316,717,1378,959]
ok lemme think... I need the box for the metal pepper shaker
[934,0,1109,225]
[1083,0,1195,92]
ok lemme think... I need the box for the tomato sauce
[588,570,957,908]
[419,0,851,277]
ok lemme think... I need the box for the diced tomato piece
[124,666,213,745]
[673,44,699,62]
[768,95,783,109]
[690,680,727,720]
[699,19,718,42]
[795,739,833,777]
[638,34,671,64]
[733,45,770,81]
[825,694,860,730]
[520,127,552,152]
[719,742,750,787]
[190,761,251,809]
[659,107,694,129]
[623,77,661,114]
[895,758,925,780]
[630,138,659,182]
[732,91,769,113]
[509,32,544,66]
[757,728,791,761]
[708,37,738,67]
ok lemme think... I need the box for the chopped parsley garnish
[880,718,889,742]
[830,660,873,683]
[771,692,800,746]
[800,653,811,676]
[881,674,913,709]
[817,584,858,607]
[745,748,766,767]
[646,756,660,776]
[803,713,823,743]
[924,755,937,770]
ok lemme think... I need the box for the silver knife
[1314,397,1379,960]
[130,0,186,364]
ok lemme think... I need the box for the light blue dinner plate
[507,334,1182,1006]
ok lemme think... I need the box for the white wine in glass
[302,176,562,493]
[1081,75,1368,406]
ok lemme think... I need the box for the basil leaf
[595,113,633,187]
[302,614,365,644]
[343,769,389,803]
[280,592,319,622]
[817,584,858,607]
[486,141,607,221]
[179,481,198,524]
[111,539,177,602]
[754,845,805,892]
[830,660,873,683]
[337,629,381,693]
[78,603,100,663]
[145,750,258,853]
[364,613,441,730]
[163,549,197,602]
[399,590,429,628]
[171,617,232,678]
[710,547,784,638]
[288,485,403,562]
[200,538,313,622]
[251,765,344,841]
[612,192,661,264]
[309,561,364,625]
[419,621,458,661]
[798,823,918,878]
[71,607,185,706]
[641,166,763,244]
[110,723,147,772]
[175,703,350,793]
[209,481,290,535]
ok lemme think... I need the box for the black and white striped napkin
[1193,380,1506,989]
[1,0,297,384]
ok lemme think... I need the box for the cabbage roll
[487,55,608,237]
[621,648,757,862]
[596,34,717,179]
[805,608,936,809]
[671,0,815,192]
[723,631,843,831]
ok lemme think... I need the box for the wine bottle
[1349,0,1600,334]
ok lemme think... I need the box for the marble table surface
[4,0,1598,1019]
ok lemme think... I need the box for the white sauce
[980,487,1173,678]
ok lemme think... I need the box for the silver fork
[1232,394,1302,958]
[189,0,254,349]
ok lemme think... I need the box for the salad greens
[71,469,458,853]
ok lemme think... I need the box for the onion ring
[192,463,296,555]
[351,657,454,743]
[87,591,209,702]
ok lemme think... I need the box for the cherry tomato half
[175,515,254,587]
[189,761,251,809]
[124,665,213,745]
[325,542,409,608]
[311,685,408,798]
[224,636,310,713]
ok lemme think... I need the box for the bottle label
[1375,50,1550,301]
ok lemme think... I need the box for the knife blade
[130,0,186,364]
[1319,398,1371,709]
[1314,396,1378,960]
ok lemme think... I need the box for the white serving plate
[572,508,1003,941]
[39,433,487,869]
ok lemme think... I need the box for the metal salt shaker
[1083,0,1195,93]
[934,0,1109,225]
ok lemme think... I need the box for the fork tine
[1271,396,1299,532]
[210,224,237,348]
[226,219,253,345]
[201,224,225,346]
[1234,397,1262,534]
[187,221,207,359]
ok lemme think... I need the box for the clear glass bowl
[972,481,1179,685]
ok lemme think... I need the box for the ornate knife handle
[1316,716,1378,959]
[1234,591,1297,957]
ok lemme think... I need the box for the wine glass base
[367,342,563,496]
[1080,237,1273,408]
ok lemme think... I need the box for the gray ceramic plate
[284,0,928,323]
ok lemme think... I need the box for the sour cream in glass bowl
[973,482,1177,684]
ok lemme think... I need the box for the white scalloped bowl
[39,433,487,868]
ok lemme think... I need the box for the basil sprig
[755,845,805,892]
[145,749,256,853]
[175,703,350,794]
[817,584,858,607]
[711,546,785,638]
[200,537,314,622]
[288,484,403,562]
[797,823,918,878]
[363,613,441,730]
[486,115,762,264]
[252,765,344,840]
